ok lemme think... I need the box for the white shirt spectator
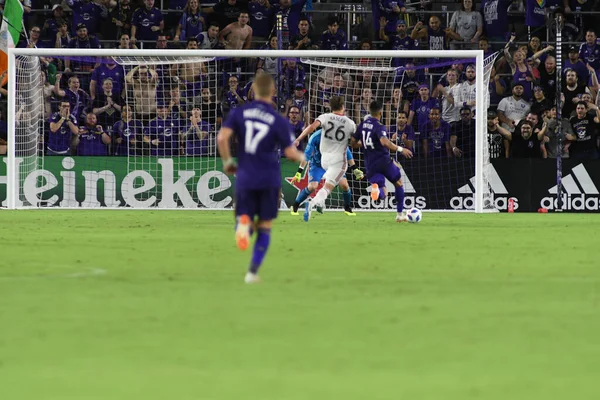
[497,95,530,132]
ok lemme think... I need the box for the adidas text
[541,195,600,211]
[357,195,427,209]
[450,196,519,210]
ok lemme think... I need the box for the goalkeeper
[291,129,364,216]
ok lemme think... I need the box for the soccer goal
[4,48,496,212]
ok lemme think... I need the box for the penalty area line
[0,268,107,281]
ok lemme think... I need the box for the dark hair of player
[369,100,383,115]
[329,96,344,112]
[253,74,275,98]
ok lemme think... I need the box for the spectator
[389,111,415,153]
[203,0,249,30]
[567,100,600,160]
[320,15,347,51]
[385,87,409,128]
[272,0,307,47]
[578,29,600,78]
[437,63,466,87]
[487,110,512,159]
[562,69,589,118]
[219,12,253,77]
[175,0,205,43]
[353,69,379,103]
[374,0,406,35]
[90,58,125,100]
[379,18,414,67]
[411,17,460,59]
[92,78,122,131]
[287,105,305,149]
[488,66,507,107]
[450,106,475,158]
[40,71,56,121]
[194,87,222,128]
[408,84,440,133]
[437,68,461,123]
[526,37,544,61]
[110,0,135,41]
[172,38,209,99]
[398,62,424,103]
[183,108,213,156]
[420,107,451,158]
[54,20,71,50]
[248,0,273,45]
[285,83,309,123]
[48,100,79,156]
[125,65,159,119]
[131,0,164,47]
[256,36,280,77]
[317,74,346,115]
[530,86,552,115]
[510,120,544,158]
[543,106,572,159]
[53,75,91,123]
[65,24,101,76]
[529,42,554,69]
[73,113,111,156]
[113,105,144,156]
[65,0,107,37]
[497,82,531,133]
[197,22,221,49]
[525,0,546,30]
[118,33,138,49]
[564,45,589,83]
[354,87,374,124]
[505,46,537,102]
[144,101,179,156]
[289,16,316,50]
[448,0,483,50]
[43,4,68,41]
[222,75,246,116]
[280,58,305,100]
[457,64,477,114]
[481,0,511,50]
[168,86,191,125]
[539,55,557,104]
[18,25,45,48]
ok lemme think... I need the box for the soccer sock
[295,188,311,206]
[249,228,271,274]
[395,185,405,213]
[312,187,330,207]
[343,189,352,208]
[379,188,386,200]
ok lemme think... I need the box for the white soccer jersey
[317,112,356,164]
[497,96,531,132]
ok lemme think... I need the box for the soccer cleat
[244,272,261,284]
[315,204,324,214]
[344,206,356,216]
[371,184,380,201]
[396,213,408,223]
[236,215,251,250]
[290,203,300,216]
[303,201,312,222]
[290,210,299,216]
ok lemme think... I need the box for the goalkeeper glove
[293,166,304,182]
[353,168,364,180]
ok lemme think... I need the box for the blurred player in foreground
[290,128,364,216]
[351,100,413,222]
[217,74,305,284]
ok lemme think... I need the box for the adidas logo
[450,165,518,210]
[357,164,427,209]
[541,164,600,210]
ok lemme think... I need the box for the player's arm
[283,144,306,163]
[380,135,413,158]
[217,126,236,174]
[295,119,321,146]
[346,148,364,179]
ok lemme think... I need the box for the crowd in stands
[2,0,600,160]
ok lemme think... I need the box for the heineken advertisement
[1,156,600,211]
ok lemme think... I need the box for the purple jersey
[354,116,393,171]
[420,120,451,157]
[91,64,125,98]
[68,0,105,35]
[248,2,274,38]
[145,117,179,156]
[113,119,143,156]
[389,34,414,67]
[390,124,415,150]
[320,29,348,50]
[48,112,78,154]
[579,43,600,71]
[184,121,213,156]
[411,97,440,129]
[178,12,203,41]
[223,100,294,189]
[513,68,533,102]
[132,7,164,41]
[63,89,91,122]
[76,125,108,156]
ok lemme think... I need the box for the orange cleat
[371,183,380,201]
[236,215,251,251]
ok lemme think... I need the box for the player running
[350,100,413,222]
[217,74,305,284]
[294,96,357,222]
[290,128,364,216]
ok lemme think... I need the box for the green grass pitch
[1,211,599,399]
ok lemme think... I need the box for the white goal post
[6,48,489,212]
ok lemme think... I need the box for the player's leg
[383,163,407,222]
[368,173,387,202]
[244,187,280,283]
[292,166,324,215]
[338,178,356,216]
[235,188,258,251]
[306,162,346,220]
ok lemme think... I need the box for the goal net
[4,49,495,212]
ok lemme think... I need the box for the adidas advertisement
[450,164,519,211]
[540,164,600,211]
